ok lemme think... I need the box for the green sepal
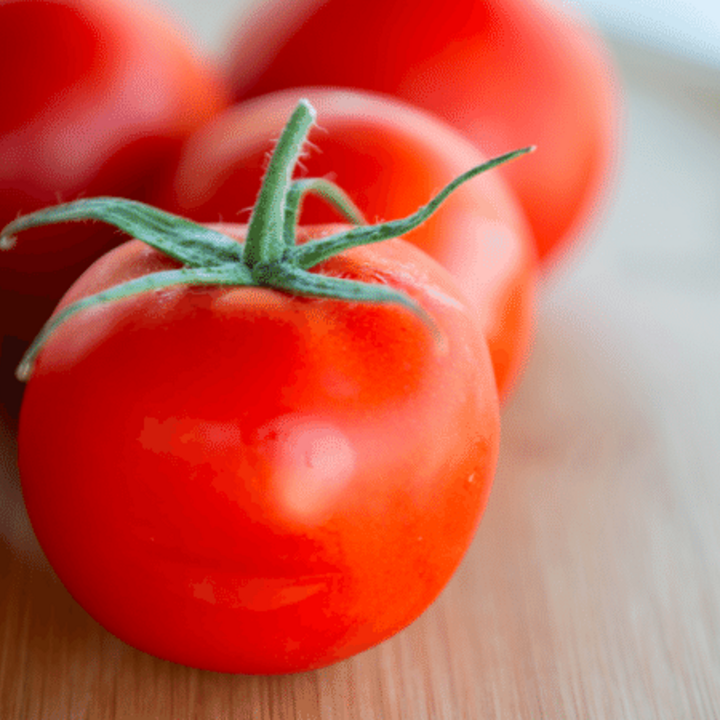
[284,177,366,247]
[254,260,427,315]
[253,261,446,349]
[16,264,254,382]
[0,197,245,268]
[291,146,534,270]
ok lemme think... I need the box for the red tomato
[17,221,500,674]
[226,0,619,266]
[0,0,228,341]
[154,88,536,399]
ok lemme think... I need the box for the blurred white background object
[556,0,720,65]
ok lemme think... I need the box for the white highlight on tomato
[267,415,357,523]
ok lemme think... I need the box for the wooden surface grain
[2,27,720,719]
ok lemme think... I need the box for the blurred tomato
[226,0,619,267]
[0,0,228,341]
[154,88,536,399]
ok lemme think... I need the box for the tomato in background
[155,88,536,399]
[0,0,228,341]
[225,0,620,267]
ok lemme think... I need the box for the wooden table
[2,25,720,719]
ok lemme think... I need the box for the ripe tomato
[17,222,499,674]
[9,99,503,673]
[226,0,619,266]
[0,0,228,341]
[154,88,536,399]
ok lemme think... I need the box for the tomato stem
[0,100,534,382]
[244,99,316,267]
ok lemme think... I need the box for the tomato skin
[226,0,619,266]
[155,88,536,399]
[18,224,500,674]
[0,0,228,340]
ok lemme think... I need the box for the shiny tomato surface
[18,224,500,674]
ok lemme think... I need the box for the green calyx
[0,99,533,382]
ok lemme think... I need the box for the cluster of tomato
[0,0,618,675]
